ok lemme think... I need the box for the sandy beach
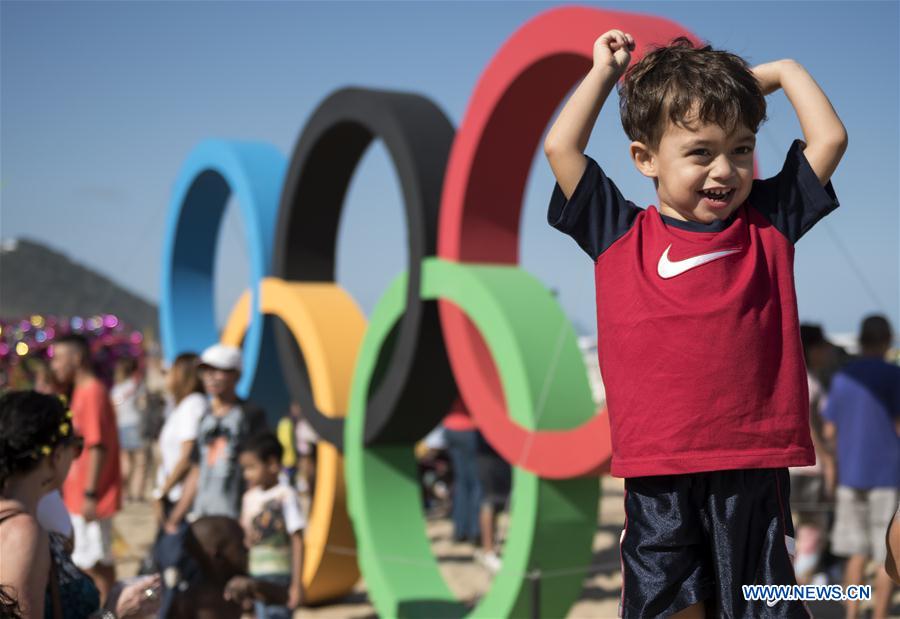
[112,476,892,618]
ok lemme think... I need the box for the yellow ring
[221,277,364,603]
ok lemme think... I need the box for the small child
[233,432,306,618]
[545,30,847,618]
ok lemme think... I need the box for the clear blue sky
[2,1,897,338]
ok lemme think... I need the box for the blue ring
[160,140,286,407]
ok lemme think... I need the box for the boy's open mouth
[698,188,735,207]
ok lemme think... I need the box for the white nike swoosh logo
[657,244,741,279]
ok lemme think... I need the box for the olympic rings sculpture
[161,6,696,617]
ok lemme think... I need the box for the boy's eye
[734,146,754,155]
[689,149,710,157]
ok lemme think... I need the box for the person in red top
[51,334,122,602]
[442,398,481,545]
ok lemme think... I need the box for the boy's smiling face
[631,109,756,224]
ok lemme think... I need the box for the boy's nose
[710,155,737,180]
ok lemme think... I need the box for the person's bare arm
[164,464,198,532]
[752,60,848,184]
[224,576,291,606]
[287,530,305,609]
[107,574,161,618]
[82,445,105,522]
[810,429,836,499]
[887,507,900,584]
[0,515,49,618]
[543,30,635,199]
[822,420,836,447]
[820,419,839,497]
[159,441,195,497]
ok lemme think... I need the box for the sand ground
[112,476,894,618]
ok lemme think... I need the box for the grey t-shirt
[193,405,245,519]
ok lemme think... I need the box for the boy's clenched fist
[593,29,636,75]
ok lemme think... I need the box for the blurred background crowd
[0,309,897,618]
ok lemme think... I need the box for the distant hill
[0,238,157,329]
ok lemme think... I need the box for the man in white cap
[163,344,268,529]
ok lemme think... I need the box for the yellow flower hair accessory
[30,407,76,459]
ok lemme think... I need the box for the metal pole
[529,569,542,619]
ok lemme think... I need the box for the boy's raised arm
[543,30,635,200]
[752,60,848,185]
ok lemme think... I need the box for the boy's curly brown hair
[618,37,767,150]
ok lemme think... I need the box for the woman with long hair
[152,353,208,525]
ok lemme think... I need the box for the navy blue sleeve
[748,139,840,244]
[547,155,642,261]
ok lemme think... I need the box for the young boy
[230,432,306,618]
[544,31,847,618]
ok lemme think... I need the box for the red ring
[437,6,700,477]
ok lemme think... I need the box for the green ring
[344,258,599,618]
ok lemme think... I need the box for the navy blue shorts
[619,468,810,618]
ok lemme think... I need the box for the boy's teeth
[703,189,730,200]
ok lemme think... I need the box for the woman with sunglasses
[0,391,160,618]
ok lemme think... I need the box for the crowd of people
[791,315,900,619]
[0,335,319,618]
[0,311,898,618]
[0,334,160,618]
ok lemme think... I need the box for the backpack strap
[0,508,24,524]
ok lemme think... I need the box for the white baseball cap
[199,344,242,372]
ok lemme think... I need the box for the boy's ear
[629,141,658,178]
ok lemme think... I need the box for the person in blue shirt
[822,314,900,619]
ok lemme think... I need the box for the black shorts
[619,468,810,618]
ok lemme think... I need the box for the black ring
[272,87,457,450]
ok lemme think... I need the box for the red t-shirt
[549,140,838,477]
[63,378,122,518]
